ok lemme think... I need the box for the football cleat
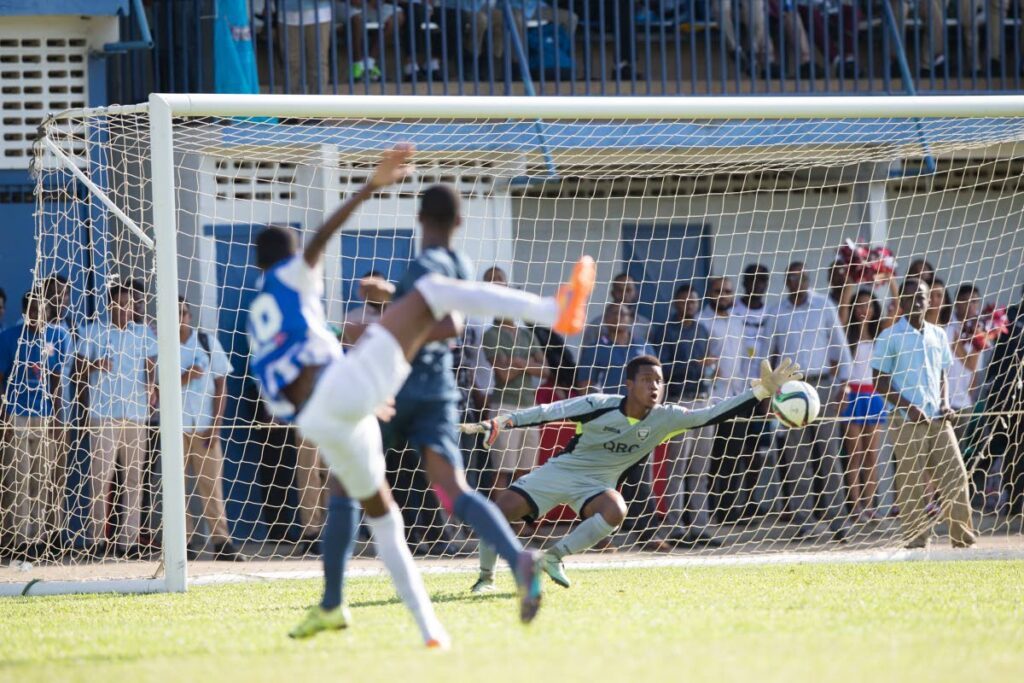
[553,256,596,336]
[470,575,497,594]
[515,550,544,624]
[541,552,571,589]
[288,604,351,639]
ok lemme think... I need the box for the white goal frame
[11,93,1023,597]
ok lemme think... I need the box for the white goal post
[5,94,1023,597]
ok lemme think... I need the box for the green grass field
[2,560,1023,683]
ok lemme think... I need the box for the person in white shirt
[178,298,244,562]
[840,290,890,522]
[76,284,158,557]
[946,284,985,417]
[770,262,853,540]
[719,265,775,520]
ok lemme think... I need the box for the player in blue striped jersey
[462,355,803,591]
[246,144,596,644]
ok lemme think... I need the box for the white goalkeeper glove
[459,415,514,450]
[750,358,804,400]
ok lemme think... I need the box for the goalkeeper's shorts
[508,459,612,523]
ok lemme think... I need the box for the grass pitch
[2,560,1023,683]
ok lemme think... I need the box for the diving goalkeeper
[462,354,803,591]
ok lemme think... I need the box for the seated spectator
[263,0,335,92]
[177,298,243,562]
[842,289,888,522]
[395,0,443,79]
[717,0,782,77]
[956,0,1013,76]
[557,0,641,78]
[76,283,158,558]
[651,283,721,547]
[483,287,547,490]
[583,272,651,347]
[892,0,949,76]
[0,291,70,560]
[448,0,578,73]
[578,303,654,394]
[337,0,402,81]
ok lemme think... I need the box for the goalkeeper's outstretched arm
[460,394,619,446]
[664,358,804,433]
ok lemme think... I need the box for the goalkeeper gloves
[459,415,514,450]
[750,358,804,400]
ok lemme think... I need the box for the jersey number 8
[249,293,284,343]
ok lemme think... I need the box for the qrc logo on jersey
[637,427,650,441]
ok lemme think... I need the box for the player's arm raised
[303,144,415,267]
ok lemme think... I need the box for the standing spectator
[771,261,852,540]
[906,257,936,286]
[482,288,546,490]
[578,303,653,394]
[453,0,578,72]
[583,272,651,348]
[717,0,781,77]
[841,290,888,521]
[986,285,1024,518]
[925,277,952,327]
[724,264,776,519]
[0,292,70,560]
[178,298,243,561]
[947,284,985,417]
[578,302,660,543]
[872,279,975,549]
[76,284,158,558]
[292,433,328,554]
[558,0,642,78]
[651,283,720,547]
[697,276,745,518]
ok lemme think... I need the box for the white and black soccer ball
[771,380,821,429]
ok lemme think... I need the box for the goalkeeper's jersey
[508,391,757,485]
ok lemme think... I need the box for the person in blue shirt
[246,144,595,644]
[872,278,975,550]
[578,303,654,393]
[0,291,70,560]
[76,284,158,559]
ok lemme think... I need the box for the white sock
[414,273,558,327]
[368,506,449,645]
[479,542,498,578]
[550,513,616,560]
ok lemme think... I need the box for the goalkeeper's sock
[478,541,498,578]
[320,495,360,611]
[414,274,558,327]
[550,513,616,560]
[367,506,448,646]
[453,491,522,569]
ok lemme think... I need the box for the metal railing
[109,0,1024,102]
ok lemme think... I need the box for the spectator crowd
[217,1,1024,92]
[1,241,1023,563]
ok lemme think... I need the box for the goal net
[5,95,1023,595]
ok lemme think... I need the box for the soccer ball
[771,380,821,429]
